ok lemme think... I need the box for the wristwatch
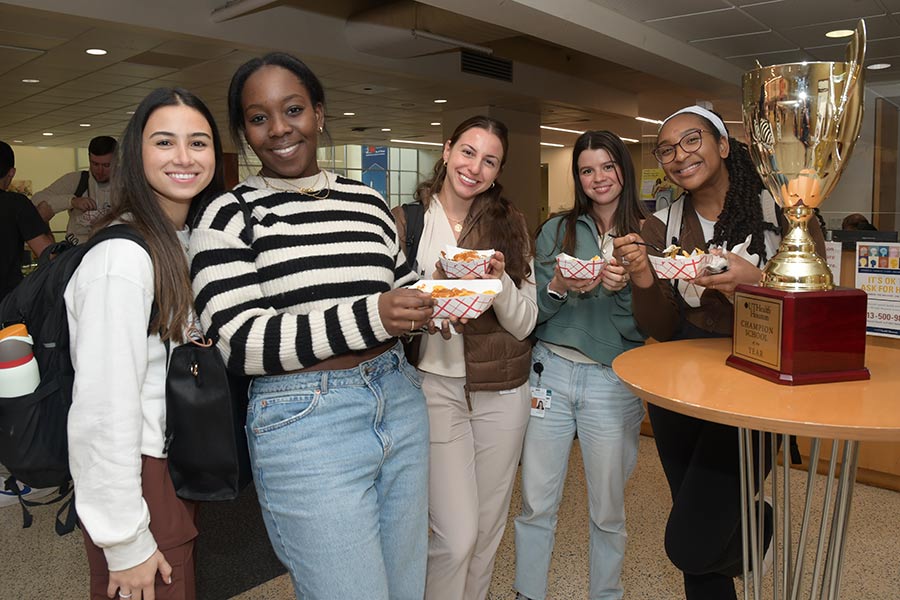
[546,282,568,301]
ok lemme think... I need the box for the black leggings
[649,404,774,600]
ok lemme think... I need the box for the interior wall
[9,145,79,235]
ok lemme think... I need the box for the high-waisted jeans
[246,342,429,600]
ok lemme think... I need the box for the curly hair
[415,115,533,285]
[689,115,779,261]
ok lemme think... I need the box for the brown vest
[393,198,534,392]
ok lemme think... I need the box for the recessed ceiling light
[540,142,564,148]
[868,63,891,70]
[21,78,39,84]
[12,140,22,143]
[389,139,443,147]
[126,111,135,115]
[381,128,391,132]
[825,29,854,39]
[433,99,447,104]
[85,48,108,55]
[343,112,355,116]
[431,122,441,126]
[636,116,664,125]
[620,137,640,144]
[541,125,585,135]
[79,123,91,127]
[42,132,54,136]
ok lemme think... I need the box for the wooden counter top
[613,338,900,441]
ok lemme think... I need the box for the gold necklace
[260,170,331,200]
[446,216,465,233]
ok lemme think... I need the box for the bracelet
[546,282,567,301]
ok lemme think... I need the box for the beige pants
[423,373,531,600]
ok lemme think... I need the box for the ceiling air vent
[460,50,512,82]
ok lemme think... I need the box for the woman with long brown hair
[513,130,646,600]
[66,87,224,600]
[395,115,537,600]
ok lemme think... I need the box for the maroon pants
[81,456,198,600]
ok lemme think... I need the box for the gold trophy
[727,20,870,384]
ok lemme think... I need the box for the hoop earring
[318,126,323,134]
[490,181,495,188]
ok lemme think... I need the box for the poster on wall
[361,145,388,198]
[854,241,900,338]
[824,240,842,283]
[640,168,680,214]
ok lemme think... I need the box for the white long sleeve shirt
[64,231,187,571]
[416,198,537,378]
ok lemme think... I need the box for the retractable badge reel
[530,362,551,418]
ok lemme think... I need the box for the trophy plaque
[727,20,870,385]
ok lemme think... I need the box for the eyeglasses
[652,129,712,164]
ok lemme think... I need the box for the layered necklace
[260,170,331,200]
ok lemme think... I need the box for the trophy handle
[846,19,866,69]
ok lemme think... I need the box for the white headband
[660,106,729,138]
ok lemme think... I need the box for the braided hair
[694,115,780,261]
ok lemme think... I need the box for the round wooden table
[613,338,900,600]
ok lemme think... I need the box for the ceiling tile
[741,0,885,29]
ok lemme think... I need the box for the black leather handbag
[164,334,252,501]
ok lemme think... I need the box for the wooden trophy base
[727,284,869,385]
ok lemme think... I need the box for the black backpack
[400,201,425,275]
[0,225,148,489]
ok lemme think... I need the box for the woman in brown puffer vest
[393,115,537,600]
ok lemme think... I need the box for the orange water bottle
[0,323,40,397]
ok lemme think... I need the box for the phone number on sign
[868,311,900,323]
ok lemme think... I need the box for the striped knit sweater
[189,170,416,375]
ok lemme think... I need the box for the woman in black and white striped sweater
[189,52,434,600]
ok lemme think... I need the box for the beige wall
[10,145,80,236]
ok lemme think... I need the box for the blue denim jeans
[246,342,429,600]
[514,342,644,600]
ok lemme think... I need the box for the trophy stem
[761,205,834,292]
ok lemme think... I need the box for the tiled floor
[3,436,898,599]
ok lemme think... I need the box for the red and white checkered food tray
[439,246,494,279]
[649,254,715,279]
[556,253,606,280]
[412,279,503,320]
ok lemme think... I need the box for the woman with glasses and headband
[613,106,824,600]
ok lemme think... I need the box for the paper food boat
[412,279,503,320]
[439,246,494,278]
[649,254,715,280]
[556,252,606,279]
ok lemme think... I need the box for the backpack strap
[74,171,90,198]
[400,201,425,274]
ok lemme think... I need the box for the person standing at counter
[513,131,645,600]
[613,106,825,600]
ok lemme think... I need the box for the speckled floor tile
[3,436,898,599]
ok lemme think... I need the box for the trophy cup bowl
[742,21,866,291]
[727,20,870,385]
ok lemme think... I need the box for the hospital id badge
[530,387,551,418]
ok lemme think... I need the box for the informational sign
[854,241,900,338]
[824,240,842,283]
[361,145,388,198]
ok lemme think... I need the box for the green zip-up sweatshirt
[534,213,646,365]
